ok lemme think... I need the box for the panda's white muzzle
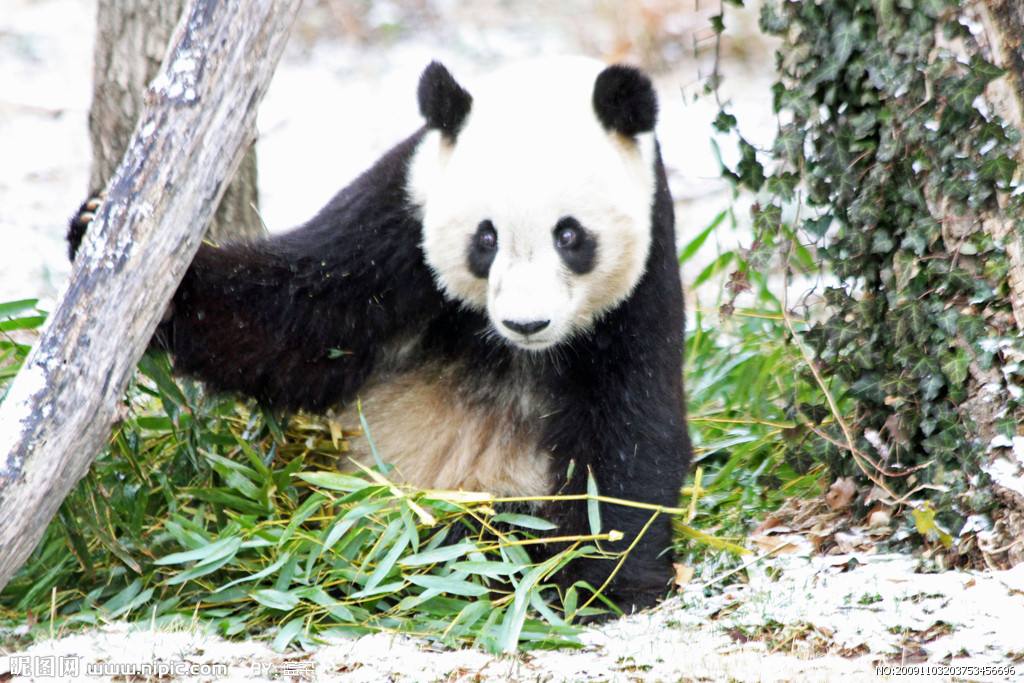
[488,259,572,350]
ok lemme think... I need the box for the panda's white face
[409,58,657,351]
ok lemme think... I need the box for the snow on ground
[2,552,1022,682]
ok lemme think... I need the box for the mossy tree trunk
[89,0,263,242]
[977,1,1024,325]
[974,0,1024,565]
[935,0,1024,566]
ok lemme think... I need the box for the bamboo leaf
[451,560,519,577]
[154,536,241,566]
[278,493,326,547]
[497,555,559,653]
[361,533,409,594]
[400,541,477,567]
[214,553,291,593]
[297,471,372,492]
[272,617,306,652]
[586,470,601,536]
[406,574,490,597]
[250,589,300,612]
[491,513,557,531]
[0,298,39,318]
[165,552,237,585]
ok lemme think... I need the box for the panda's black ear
[418,61,473,139]
[592,65,657,137]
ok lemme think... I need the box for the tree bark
[970,0,1024,565]
[89,0,263,243]
[0,0,300,591]
[977,0,1024,328]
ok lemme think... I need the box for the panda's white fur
[408,57,658,351]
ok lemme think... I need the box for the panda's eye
[467,220,498,279]
[555,225,580,250]
[553,217,596,274]
[475,221,498,251]
[554,217,585,250]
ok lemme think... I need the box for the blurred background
[0,0,777,305]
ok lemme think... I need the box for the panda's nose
[502,319,550,336]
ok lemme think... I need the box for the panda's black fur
[69,61,691,613]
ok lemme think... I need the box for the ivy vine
[718,0,1024,535]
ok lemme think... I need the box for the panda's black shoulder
[302,130,427,236]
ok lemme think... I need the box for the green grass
[676,210,834,575]
[0,211,830,652]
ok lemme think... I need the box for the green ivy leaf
[941,349,970,385]
[713,110,738,133]
[831,16,861,68]
[979,154,1017,186]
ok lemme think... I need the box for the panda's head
[409,57,659,351]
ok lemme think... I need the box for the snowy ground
[2,552,1022,682]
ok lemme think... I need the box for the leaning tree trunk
[0,0,301,591]
[89,0,263,242]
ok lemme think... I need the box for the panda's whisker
[546,344,568,373]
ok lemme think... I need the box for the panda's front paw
[67,194,103,261]
[607,585,666,614]
[558,563,669,623]
[567,586,666,625]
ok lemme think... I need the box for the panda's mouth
[502,333,560,352]
[493,318,561,350]
[515,338,554,350]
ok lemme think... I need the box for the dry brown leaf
[864,485,893,505]
[673,563,695,588]
[752,514,785,536]
[834,530,871,554]
[807,531,828,551]
[866,505,892,529]
[750,532,812,555]
[825,477,857,511]
[327,418,344,449]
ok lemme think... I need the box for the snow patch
[986,434,1024,498]
[985,457,1024,499]
[680,553,1024,665]
[990,434,1013,449]
[149,48,199,104]
[0,354,53,475]
[171,50,197,75]
[4,553,1021,681]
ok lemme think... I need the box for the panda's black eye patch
[553,216,596,274]
[467,219,498,278]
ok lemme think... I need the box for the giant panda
[69,57,692,613]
